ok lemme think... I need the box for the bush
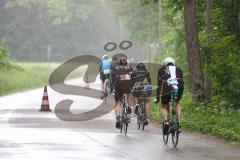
[150,91,240,144]
[0,46,21,71]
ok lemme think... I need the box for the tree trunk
[184,0,206,102]
[205,0,213,101]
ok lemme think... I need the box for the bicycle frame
[137,95,147,131]
[162,92,180,147]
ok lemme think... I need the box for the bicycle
[136,95,147,131]
[162,89,180,147]
[119,94,130,136]
[135,84,152,131]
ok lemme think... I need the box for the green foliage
[0,63,85,95]
[0,0,122,61]
[0,46,11,69]
[105,0,160,45]
[181,98,240,143]
[104,0,187,71]
[199,1,240,106]
[0,46,21,70]
[107,0,240,142]
[5,0,94,25]
[150,91,240,143]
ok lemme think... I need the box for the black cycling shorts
[114,80,132,101]
[100,74,110,82]
[161,85,184,104]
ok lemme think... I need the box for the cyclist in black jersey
[154,57,184,134]
[112,57,133,129]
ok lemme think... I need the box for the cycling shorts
[114,80,132,101]
[161,84,184,104]
[100,74,110,82]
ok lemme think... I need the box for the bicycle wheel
[120,117,123,133]
[124,122,128,136]
[137,112,140,130]
[162,122,169,145]
[171,113,179,147]
[141,104,146,131]
[141,112,145,131]
[141,117,145,131]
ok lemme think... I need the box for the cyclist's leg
[145,97,150,115]
[175,101,181,120]
[127,93,134,106]
[174,101,182,133]
[161,94,171,134]
[175,84,183,121]
[110,72,116,92]
[142,100,149,125]
[161,93,171,121]
[127,93,134,114]
[101,74,105,92]
[104,74,110,92]
[134,97,139,114]
[103,78,107,92]
[114,89,123,128]
[114,100,121,117]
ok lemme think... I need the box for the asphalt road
[0,78,240,160]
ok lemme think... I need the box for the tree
[184,0,206,102]
[205,0,213,100]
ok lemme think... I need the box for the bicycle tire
[124,122,128,136]
[141,119,145,131]
[120,117,123,133]
[137,113,141,130]
[171,113,179,147]
[141,103,146,131]
[162,123,169,145]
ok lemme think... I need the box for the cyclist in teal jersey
[100,55,112,99]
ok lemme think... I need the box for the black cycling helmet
[118,57,128,65]
[136,63,146,70]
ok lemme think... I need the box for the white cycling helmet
[163,57,175,66]
[102,54,108,59]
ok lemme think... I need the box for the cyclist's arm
[176,66,184,90]
[176,66,183,79]
[156,69,162,98]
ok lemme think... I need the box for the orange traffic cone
[39,85,51,112]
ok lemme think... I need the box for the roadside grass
[0,63,85,96]
[150,91,240,144]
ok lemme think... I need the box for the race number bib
[119,74,131,81]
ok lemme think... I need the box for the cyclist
[110,53,128,93]
[154,57,184,134]
[99,55,112,99]
[131,63,152,125]
[112,57,133,129]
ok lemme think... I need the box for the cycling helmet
[136,63,146,70]
[163,57,175,66]
[118,57,128,65]
[102,54,108,59]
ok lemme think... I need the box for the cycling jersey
[112,64,133,101]
[156,64,184,104]
[101,59,112,75]
[131,69,152,97]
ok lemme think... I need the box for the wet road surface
[0,78,240,160]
